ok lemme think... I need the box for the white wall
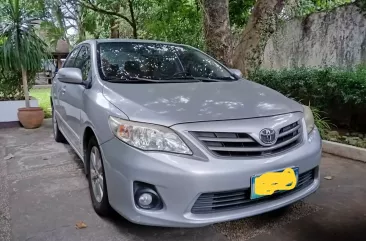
[0,99,39,122]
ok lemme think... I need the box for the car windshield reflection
[97,42,238,82]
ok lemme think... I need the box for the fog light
[134,182,163,210]
[138,193,153,207]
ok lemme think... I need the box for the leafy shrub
[249,67,366,132]
[0,68,36,101]
[310,106,333,138]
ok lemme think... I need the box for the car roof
[80,38,192,48]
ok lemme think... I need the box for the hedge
[0,68,35,101]
[249,67,366,132]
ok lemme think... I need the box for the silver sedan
[51,39,321,227]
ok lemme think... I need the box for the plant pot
[17,107,44,129]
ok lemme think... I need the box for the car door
[54,46,81,136]
[59,44,91,153]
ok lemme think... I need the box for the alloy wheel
[90,146,104,203]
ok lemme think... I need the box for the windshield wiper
[105,77,160,83]
[194,77,223,82]
[170,72,197,80]
[105,76,199,83]
[219,76,239,81]
[126,76,162,82]
[170,72,237,82]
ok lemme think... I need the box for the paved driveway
[1,120,365,241]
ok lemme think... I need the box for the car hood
[102,79,303,126]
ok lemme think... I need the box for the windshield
[97,42,237,82]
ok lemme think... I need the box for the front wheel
[86,137,112,216]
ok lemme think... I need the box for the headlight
[108,116,192,155]
[303,105,315,134]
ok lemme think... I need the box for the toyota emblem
[259,128,277,145]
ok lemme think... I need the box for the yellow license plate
[250,167,299,200]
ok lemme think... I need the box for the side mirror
[57,68,83,84]
[229,68,243,78]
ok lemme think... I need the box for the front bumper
[100,128,322,228]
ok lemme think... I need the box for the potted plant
[0,66,38,127]
[0,0,50,129]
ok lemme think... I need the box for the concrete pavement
[0,120,365,241]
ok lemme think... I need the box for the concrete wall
[262,4,366,69]
[0,99,39,122]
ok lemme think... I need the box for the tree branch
[60,0,78,20]
[63,16,77,21]
[127,0,138,38]
[65,24,77,30]
[79,0,133,27]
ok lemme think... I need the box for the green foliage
[40,21,65,48]
[229,0,255,28]
[249,67,366,131]
[310,106,333,138]
[0,0,50,72]
[355,0,366,15]
[30,88,52,118]
[18,0,48,19]
[139,0,204,48]
[13,0,357,54]
[0,0,49,103]
[0,68,36,100]
[293,0,354,17]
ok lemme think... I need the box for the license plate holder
[250,167,299,200]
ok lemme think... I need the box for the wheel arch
[82,126,97,175]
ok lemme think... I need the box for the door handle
[61,86,66,94]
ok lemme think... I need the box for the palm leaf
[0,0,50,107]
[0,0,50,72]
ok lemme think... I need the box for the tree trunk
[110,18,120,38]
[110,2,120,38]
[128,0,138,38]
[78,25,86,42]
[131,22,137,39]
[202,0,232,66]
[232,0,285,77]
[21,67,30,108]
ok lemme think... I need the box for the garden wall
[262,3,366,69]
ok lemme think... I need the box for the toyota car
[51,39,321,227]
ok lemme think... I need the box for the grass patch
[30,88,52,118]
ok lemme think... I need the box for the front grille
[191,168,315,214]
[191,121,302,157]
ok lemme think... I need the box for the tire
[52,108,66,143]
[86,136,112,216]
